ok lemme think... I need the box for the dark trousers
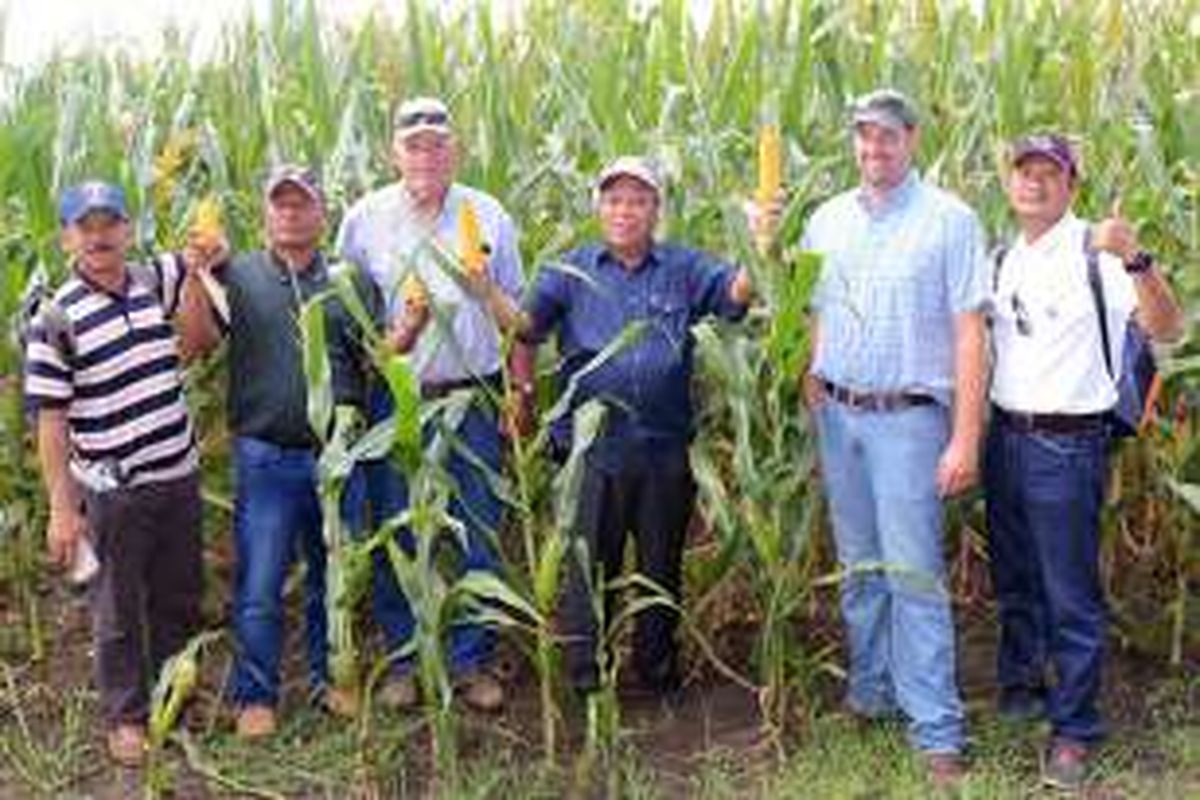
[87,472,204,726]
[561,447,696,691]
[983,420,1109,743]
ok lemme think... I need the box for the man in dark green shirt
[183,165,372,738]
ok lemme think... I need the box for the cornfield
[0,0,1198,797]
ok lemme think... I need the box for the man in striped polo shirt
[23,181,216,766]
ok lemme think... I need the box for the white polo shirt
[989,212,1136,414]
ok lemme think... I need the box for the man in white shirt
[985,133,1183,790]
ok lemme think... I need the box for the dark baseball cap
[264,164,323,203]
[1011,134,1079,179]
[850,88,919,131]
[59,181,129,227]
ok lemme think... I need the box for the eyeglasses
[1011,293,1033,336]
[397,110,450,129]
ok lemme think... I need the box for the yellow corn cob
[402,272,429,308]
[457,200,488,276]
[191,195,223,250]
[755,122,782,254]
[756,122,782,207]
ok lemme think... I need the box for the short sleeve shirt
[989,212,1136,414]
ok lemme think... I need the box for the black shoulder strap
[991,245,1009,295]
[1083,227,1115,379]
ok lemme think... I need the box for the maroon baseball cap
[1011,134,1079,179]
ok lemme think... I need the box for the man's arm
[801,317,825,409]
[728,267,753,306]
[1093,202,1185,342]
[174,237,228,362]
[936,310,987,497]
[37,409,86,568]
[1131,266,1185,343]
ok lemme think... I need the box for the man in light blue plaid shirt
[797,89,989,787]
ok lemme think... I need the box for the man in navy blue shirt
[473,156,752,693]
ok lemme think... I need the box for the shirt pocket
[647,292,691,354]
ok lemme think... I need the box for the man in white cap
[468,155,752,697]
[336,97,532,712]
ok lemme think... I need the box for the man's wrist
[1124,250,1154,275]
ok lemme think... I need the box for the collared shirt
[989,212,1136,414]
[336,181,523,384]
[523,242,748,466]
[218,249,375,447]
[804,171,988,404]
[23,254,198,488]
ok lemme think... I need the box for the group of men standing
[23,89,1183,790]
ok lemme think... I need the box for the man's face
[266,184,325,250]
[392,131,456,201]
[1007,156,1075,230]
[62,212,130,280]
[853,122,918,191]
[598,176,659,254]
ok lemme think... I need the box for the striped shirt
[23,254,198,488]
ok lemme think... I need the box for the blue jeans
[815,400,966,753]
[983,419,1109,743]
[364,384,503,674]
[230,436,365,707]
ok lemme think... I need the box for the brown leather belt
[823,381,935,412]
[992,406,1107,435]
[420,371,502,400]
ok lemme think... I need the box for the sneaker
[377,674,420,711]
[455,670,504,713]
[1043,738,1090,791]
[925,752,967,790]
[235,704,277,739]
[106,724,146,767]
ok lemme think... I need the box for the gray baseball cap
[850,89,919,131]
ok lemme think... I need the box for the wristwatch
[1124,250,1154,275]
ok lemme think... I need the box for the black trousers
[87,472,204,726]
[560,447,696,691]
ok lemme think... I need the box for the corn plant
[144,630,223,798]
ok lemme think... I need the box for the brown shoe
[107,724,146,767]
[456,670,504,713]
[322,686,360,718]
[925,752,967,789]
[377,674,420,711]
[235,704,277,739]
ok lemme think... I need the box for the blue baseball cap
[59,181,129,227]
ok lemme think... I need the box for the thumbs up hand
[1091,196,1139,262]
